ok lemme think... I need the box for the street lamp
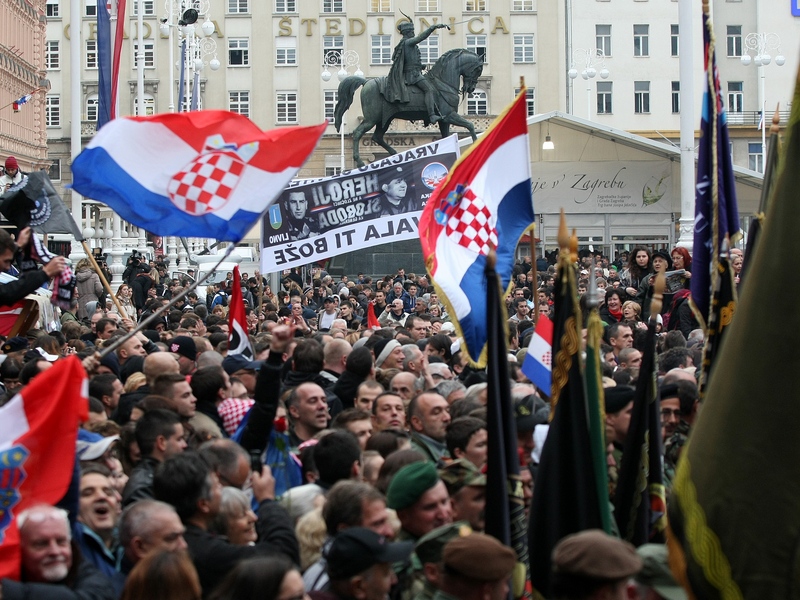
[740,32,784,173]
[322,50,363,172]
[568,48,610,121]
[161,0,220,113]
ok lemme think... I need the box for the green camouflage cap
[635,544,687,600]
[414,522,473,565]
[438,459,486,496]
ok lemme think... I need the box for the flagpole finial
[558,209,569,251]
[519,77,526,91]
[702,0,709,14]
[487,248,497,270]
[771,104,781,134]
[650,273,666,321]
[570,228,579,263]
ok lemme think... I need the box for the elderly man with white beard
[0,504,116,599]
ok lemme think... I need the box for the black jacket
[0,269,48,307]
[1,559,116,600]
[121,455,160,507]
[186,500,299,597]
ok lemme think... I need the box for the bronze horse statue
[334,49,484,167]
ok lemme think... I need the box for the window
[276,37,297,65]
[513,34,534,63]
[467,89,487,115]
[324,90,338,122]
[228,0,249,13]
[85,0,96,17]
[596,25,611,57]
[325,166,342,177]
[417,36,439,65]
[370,0,391,10]
[671,81,680,113]
[86,94,99,121]
[671,24,679,56]
[277,92,298,123]
[466,0,486,10]
[323,35,344,63]
[229,91,250,117]
[727,81,743,112]
[275,0,295,11]
[46,95,60,126]
[634,81,650,113]
[467,35,487,63]
[134,94,155,116]
[131,1,155,15]
[516,87,535,116]
[371,35,393,64]
[633,25,649,57]
[417,0,438,9]
[45,41,59,70]
[46,0,59,17]
[726,26,742,57]
[323,0,343,12]
[180,95,203,112]
[86,40,98,69]
[513,0,534,9]
[228,38,250,66]
[748,142,763,173]
[132,41,155,68]
[597,81,612,114]
[48,159,61,181]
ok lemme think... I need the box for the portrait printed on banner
[284,190,318,241]
[379,166,417,217]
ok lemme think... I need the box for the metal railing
[726,110,791,126]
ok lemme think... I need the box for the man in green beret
[413,522,473,600]
[439,460,486,531]
[433,533,517,600]
[387,462,453,543]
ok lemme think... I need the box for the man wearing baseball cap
[314,528,413,600]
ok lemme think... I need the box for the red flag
[228,266,254,359]
[0,301,25,336]
[0,356,88,579]
[367,300,380,329]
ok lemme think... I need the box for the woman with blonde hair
[121,550,201,600]
[111,283,137,320]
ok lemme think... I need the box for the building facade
[38,0,799,265]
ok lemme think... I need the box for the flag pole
[80,240,127,317]
[529,224,539,321]
[97,244,237,358]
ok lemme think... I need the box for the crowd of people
[0,237,714,600]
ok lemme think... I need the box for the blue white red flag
[71,111,326,242]
[228,266,254,359]
[97,0,126,128]
[690,11,740,328]
[419,89,535,366]
[522,314,553,396]
[12,94,33,112]
[0,357,88,579]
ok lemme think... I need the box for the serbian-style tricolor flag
[97,0,126,128]
[690,8,740,331]
[71,111,326,242]
[0,357,88,579]
[521,314,552,396]
[12,94,33,112]
[419,89,535,367]
[228,266,254,359]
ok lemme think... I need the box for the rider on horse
[385,19,449,124]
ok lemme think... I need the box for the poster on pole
[260,135,460,272]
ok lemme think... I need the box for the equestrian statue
[334,17,484,167]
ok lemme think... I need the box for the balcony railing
[727,110,790,127]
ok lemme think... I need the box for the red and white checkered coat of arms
[168,135,258,216]
[444,186,498,255]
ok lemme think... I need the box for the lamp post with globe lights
[568,48,610,121]
[321,50,363,172]
[740,32,784,172]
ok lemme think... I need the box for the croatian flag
[228,266,254,359]
[419,89,535,366]
[0,357,88,579]
[12,94,32,112]
[522,314,553,397]
[71,111,326,243]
